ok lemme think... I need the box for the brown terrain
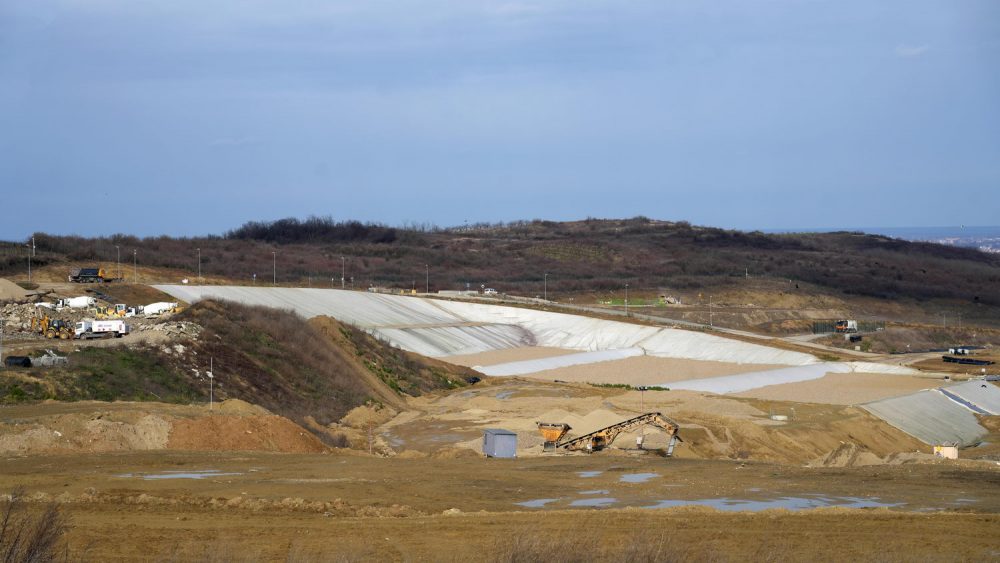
[2,267,1000,560]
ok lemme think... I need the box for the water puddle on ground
[569,497,617,507]
[118,470,243,480]
[619,472,658,483]
[495,391,515,400]
[516,498,560,508]
[579,490,610,495]
[577,471,603,478]
[643,496,902,512]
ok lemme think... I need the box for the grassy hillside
[0,300,473,432]
[4,217,999,323]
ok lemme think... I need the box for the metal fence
[812,320,886,334]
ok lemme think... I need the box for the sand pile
[0,414,171,455]
[167,415,327,453]
[813,443,884,467]
[0,278,29,301]
[340,403,399,429]
[215,398,272,416]
[535,408,627,436]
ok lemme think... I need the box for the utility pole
[31,236,35,257]
[272,251,276,286]
[709,295,714,327]
[544,272,548,301]
[115,246,121,281]
[133,249,137,283]
[26,244,30,283]
[207,356,214,410]
[425,264,429,293]
[625,283,629,317]
[341,256,345,289]
[0,319,5,369]
[197,248,201,282]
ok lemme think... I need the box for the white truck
[143,302,178,317]
[74,320,131,339]
[55,296,97,310]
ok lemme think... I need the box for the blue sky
[1,1,998,239]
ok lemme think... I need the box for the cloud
[894,44,929,58]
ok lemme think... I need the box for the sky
[1,0,998,239]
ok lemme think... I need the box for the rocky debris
[136,321,203,339]
[1,300,202,345]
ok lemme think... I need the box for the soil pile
[167,415,327,453]
[0,401,326,455]
[812,443,884,467]
[0,278,29,300]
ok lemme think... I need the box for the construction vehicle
[31,316,74,339]
[834,320,858,333]
[543,412,682,456]
[55,296,97,310]
[96,304,138,319]
[74,319,130,339]
[68,268,109,283]
[143,302,179,316]
[536,422,572,452]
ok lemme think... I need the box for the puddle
[577,471,603,478]
[119,470,243,480]
[643,496,902,512]
[495,391,515,400]
[620,472,658,483]
[516,498,559,508]
[569,497,617,507]
[579,490,610,495]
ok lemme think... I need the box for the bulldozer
[96,304,134,319]
[31,316,73,340]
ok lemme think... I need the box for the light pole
[625,283,629,317]
[115,245,121,280]
[272,251,276,286]
[341,256,345,289]
[709,295,713,327]
[133,249,137,283]
[207,356,214,410]
[197,248,201,282]
[544,273,548,301]
[425,264,429,294]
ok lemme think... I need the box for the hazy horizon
[2,1,998,239]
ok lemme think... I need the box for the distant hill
[3,216,999,318]
[0,300,475,441]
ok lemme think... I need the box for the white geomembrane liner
[665,362,920,395]
[155,286,816,364]
[477,348,645,376]
[937,380,1000,415]
[667,363,851,394]
[862,389,988,446]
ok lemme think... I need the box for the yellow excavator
[537,412,682,456]
[31,316,73,340]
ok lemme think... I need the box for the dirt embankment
[0,400,326,455]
